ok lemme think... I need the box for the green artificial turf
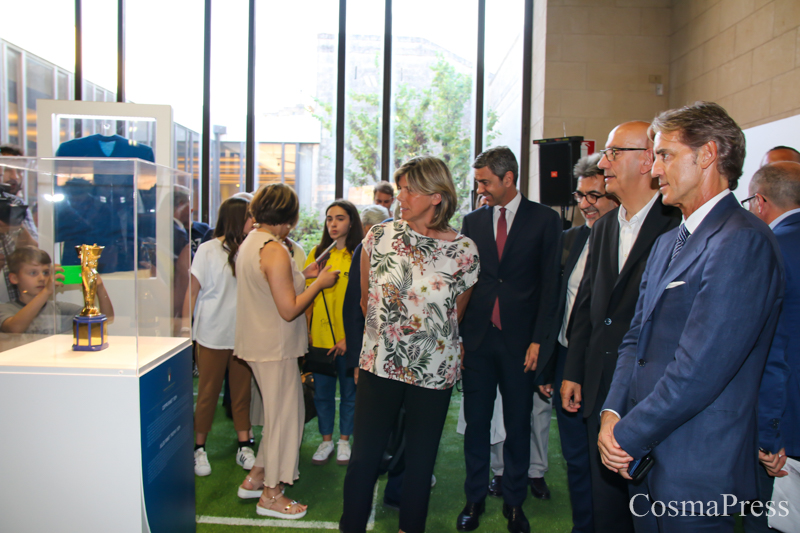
[194,379,572,533]
[193,379,745,533]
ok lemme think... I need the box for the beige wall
[528,0,672,199]
[670,0,800,129]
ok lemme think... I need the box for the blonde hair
[393,156,457,231]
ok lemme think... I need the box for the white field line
[197,482,379,530]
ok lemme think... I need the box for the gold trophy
[72,244,109,351]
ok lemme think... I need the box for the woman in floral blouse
[340,156,480,533]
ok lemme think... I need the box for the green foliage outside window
[312,55,499,228]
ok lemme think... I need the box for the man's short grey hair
[361,204,391,227]
[751,162,800,210]
[574,153,603,179]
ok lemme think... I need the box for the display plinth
[0,336,195,533]
[73,314,109,351]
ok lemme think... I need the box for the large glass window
[6,48,21,146]
[208,0,248,226]
[391,0,478,225]
[255,0,338,220]
[25,57,54,155]
[81,0,118,97]
[341,0,385,210]
[484,0,524,161]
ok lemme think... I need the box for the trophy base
[73,314,109,352]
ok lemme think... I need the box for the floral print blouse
[360,220,481,390]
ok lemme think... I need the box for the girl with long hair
[305,199,364,467]
[191,196,256,477]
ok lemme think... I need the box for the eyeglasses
[573,191,608,205]
[599,147,647,161]
[740,194,758,207]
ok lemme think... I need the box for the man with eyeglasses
[741,161,800,533]
[561,121,680,533]
[598,102,783,533]
[532,152,618,533]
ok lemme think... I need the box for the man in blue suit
[598,102,785,533]
[742,160,800,533]
[458,146,561,533]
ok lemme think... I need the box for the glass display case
[0,156,191,374]
[0,156,195,533]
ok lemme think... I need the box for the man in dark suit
[458,146,561,533]
[599,102,784,533]
[561,121,681,533]
[742,161,800,533]
[536,153,619,533]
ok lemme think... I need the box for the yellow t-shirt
[305,245,352,349]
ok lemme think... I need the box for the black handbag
[303,291,338,377]
[301,371,317,423]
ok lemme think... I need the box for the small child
[0,246,114,334]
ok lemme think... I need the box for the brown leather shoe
[488,475,503,497]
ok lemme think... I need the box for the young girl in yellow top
[305,200,364,466]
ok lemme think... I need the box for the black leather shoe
[502,504,530,533]
[488,475,503,497]
[456,501,485,531]
[529,476,551,500]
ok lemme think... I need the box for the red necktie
[491,207,507,329]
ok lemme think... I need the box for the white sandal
[256,492,308,520]
[237,476,265,499]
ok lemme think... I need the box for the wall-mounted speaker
[533,136,583,206]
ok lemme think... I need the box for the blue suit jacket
[461,196,561,357]
[758,211,800,456]
[603,193,785,506]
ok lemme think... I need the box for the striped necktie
[671,223,690,261]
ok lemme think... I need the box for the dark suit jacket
[563,195,680,417]
[461,195,562,358]
[758,211,800,456]
[342,243,364,369]
[535,224,591,384]
[604,193,784,505]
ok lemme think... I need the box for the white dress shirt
[769,206,800,230]
[558,236,589,348]
[617,192,660,273]
[493,191,522,238]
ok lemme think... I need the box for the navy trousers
[553,343,594,533]
[463,324,535,507]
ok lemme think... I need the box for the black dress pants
[586,395,635,533]
[340,370,452,533]
[462,325,535,507]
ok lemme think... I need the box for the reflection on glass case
[0,157,192,374]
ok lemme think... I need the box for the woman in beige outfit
[234,183,339,519]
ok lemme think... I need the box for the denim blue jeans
[313,354,356,436]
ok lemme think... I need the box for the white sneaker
[311,441,335,465]
[194,447,211,476]
[336,439,351,465]
[236,446,256,470]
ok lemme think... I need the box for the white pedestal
[0,335,195,533]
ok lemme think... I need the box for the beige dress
[235,230,307,486]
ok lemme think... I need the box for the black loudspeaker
[534,136,583,206]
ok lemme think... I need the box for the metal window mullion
[474,0,485,158]
[520,0,533,195]
[200,0,212,224]
[245,0,256,194]
[19,49,27,152]
[380,0,392,182]
[334,0,346,198]
[1,42,7,144]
